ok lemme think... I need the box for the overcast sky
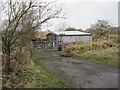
[47,0,119,31]
[0,0,119,31]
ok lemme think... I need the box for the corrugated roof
[53,31,91,35]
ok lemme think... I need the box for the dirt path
[45,57,118,88]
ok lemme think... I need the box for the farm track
[39,48,118,88]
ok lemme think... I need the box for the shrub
[64,40,116,56]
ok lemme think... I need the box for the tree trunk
[4,47,11,73]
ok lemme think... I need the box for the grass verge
[64,44,119,67]
[75,48,119,67]
[33,58,72,88]
[3,51,72,88]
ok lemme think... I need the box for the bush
[63,40,116,56]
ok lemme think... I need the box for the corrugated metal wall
[61,36,92,43]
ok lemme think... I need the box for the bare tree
[56,21,67,31]
[1,0,64,73]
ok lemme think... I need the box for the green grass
[46,57,62,62]
[4,58,72,88]
[33,58,72,88]
[76,49,119,67]
[63,39,119,67]
[34,58,45,69]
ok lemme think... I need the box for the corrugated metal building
[46,31,92,47]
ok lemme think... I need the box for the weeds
[3,53,72,88]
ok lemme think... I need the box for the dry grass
[3,51,72,88]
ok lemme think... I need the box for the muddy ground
[44,54,118,88]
